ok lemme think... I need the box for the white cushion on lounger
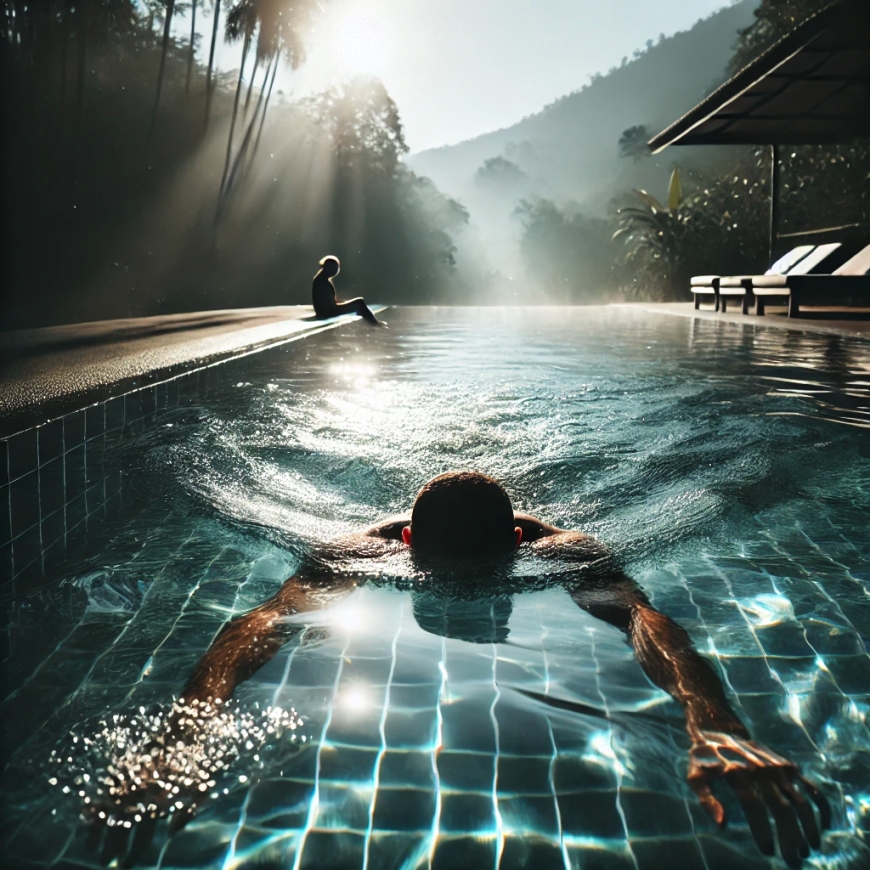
[691,275,719,286]
[719,276,750,288]
[751,274,789,288]
[833,243,870,276]
[767,245,815,275]
[779,242,840,276]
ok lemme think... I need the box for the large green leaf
[668,166,682,213]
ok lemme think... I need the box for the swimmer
[311,255,385,326]
[96,472,829,867]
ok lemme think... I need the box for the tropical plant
[729,0,831,73]
[219,0,319,202]
[204,0,224,128]
[617,125,651,163]
[185,0,197,93]
[150,0,177,140]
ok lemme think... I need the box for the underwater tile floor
[2,493,868,870]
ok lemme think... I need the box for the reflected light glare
[341,685,371,711]
[333,12,390,75]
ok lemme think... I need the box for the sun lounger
[718,243,842,314]
[690,245,815,312]
[752,243,870,317]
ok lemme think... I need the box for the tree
[204,0,223,128]
[219,0,319,201]
[150,0,177,141]
[729,0,831,73]
[618,125,650,163]
[474,156,527,187]
[185,0,197,93]
[218,0,315,207]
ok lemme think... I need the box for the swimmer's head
[402,471,522,558]
[319,255,340,277]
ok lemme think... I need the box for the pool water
[2,307,869,869]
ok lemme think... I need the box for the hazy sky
[186,0,744,153]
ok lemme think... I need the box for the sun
[332,11,390,77]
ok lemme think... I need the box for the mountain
[407,0,759,215]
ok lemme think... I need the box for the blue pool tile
[564,842,637,870]
[365,833,429,870]
[0,487,10,548]
[500,835,566,869]
[371,786,436,832]
[383,708,438,750]
[441,696,497,752]
[40,508,65,553]
[298,830,365,870]
[65,493,87,535]
[37,419,64,467]
[38,457,65,521]
[497,755,553,796]
[431,834,495,869]
[63,411,84,453]
[0,439,8,488]
[7,427,38,482]
[557,790,626,839]
[437,751,494,793]
[377,750,435,790]
[64,443,86,503]
[313,782,372,830]
[631,838,707,870]
[498,794,560,837]
[318,746,378,785]
[104,396,125,437]
[824,654,870,695]
[439,792,496,834]
[10,472,39,540]
[619,789,694,838]
[0,543,12,588]
[85,402,105,442]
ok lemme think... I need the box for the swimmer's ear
[515,527,523,547]
[402,526,412,547]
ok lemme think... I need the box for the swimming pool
[2,307,869,869]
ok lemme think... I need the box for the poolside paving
[621,301,870,338]
[0,307,368,437]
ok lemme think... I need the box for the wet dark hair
[410,471,516,558]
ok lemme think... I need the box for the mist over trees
[411,0,868,304]
[0,0,467,330]
[2,0,867,326]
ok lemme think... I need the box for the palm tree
[204,0,223,128]
[218,0,259,198]
[218,0,315,203]
[186,0,197,93]
[150,0,177,141]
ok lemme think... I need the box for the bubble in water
[47,699,305,825]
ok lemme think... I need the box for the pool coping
[616,301,870,340]
[0,307,386,440]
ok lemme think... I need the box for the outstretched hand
[688,730,830,868]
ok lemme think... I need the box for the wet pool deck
[0,306,376,438]
[618,301,870,338]
[1,302,867,438]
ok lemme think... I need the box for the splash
[47,699,305,826]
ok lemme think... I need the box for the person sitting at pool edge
[103,472,830,868]
[312,254,384,325]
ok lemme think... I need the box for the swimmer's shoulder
[515,511,607,560]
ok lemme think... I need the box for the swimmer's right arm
[181,571,355,707]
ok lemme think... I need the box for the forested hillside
[407,0,759,211]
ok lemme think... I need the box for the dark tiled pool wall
[0,371,214,597]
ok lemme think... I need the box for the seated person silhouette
[94,472,828,868]
[311,255,384,325]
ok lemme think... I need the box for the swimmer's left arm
[181,571,355,707]
[570,574,829,866]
